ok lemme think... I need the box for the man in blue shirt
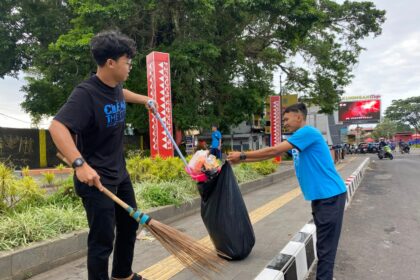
[210,124,222,159]
[228,103,347,280]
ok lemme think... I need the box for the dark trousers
[75,176,139,280]
[210,148,221,159]
[311,192,346,280]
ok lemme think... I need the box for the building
[393,132,414,143]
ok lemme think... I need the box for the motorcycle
[378,145,393,160]
[400,145,410,154]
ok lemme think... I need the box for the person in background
[210,124,222,159]
[228,103,347,280]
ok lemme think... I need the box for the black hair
[284,103,307,120]
[211,124,218,128]
[90,30,137,66]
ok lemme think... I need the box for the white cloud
[343,0,420,116]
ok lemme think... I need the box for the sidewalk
[29,156,367,280]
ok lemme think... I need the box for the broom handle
[56,152,151,225]
[147,100,191,172]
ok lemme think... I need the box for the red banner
[270,96,282,147]
[146,52,174,158]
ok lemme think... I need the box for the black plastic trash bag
[197,162,255,260]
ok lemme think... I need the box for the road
[308,149,420,279]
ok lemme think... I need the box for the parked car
[367,142,379,153]
[356,142,368,154]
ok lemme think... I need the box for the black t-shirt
[54,75,128,184]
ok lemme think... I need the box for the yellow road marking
[140,158,354,279]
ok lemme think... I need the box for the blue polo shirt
[287,126,346,201]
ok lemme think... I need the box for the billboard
[338,99,381,124]
[146,51,174,158]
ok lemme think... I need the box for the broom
[56,152,226,278]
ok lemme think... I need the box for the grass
[134,179,197,209]
[0,204,86,251]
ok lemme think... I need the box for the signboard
[146,52,174,158]
[270,96,281,147]
[338,99,381,124]
[281,94,298,133]
[281,94,298,110]
[341,95,381,101]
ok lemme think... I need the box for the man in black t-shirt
[49,31,153,280]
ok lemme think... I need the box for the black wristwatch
[72,157,85,169]
[239,152,247,161]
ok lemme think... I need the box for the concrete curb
[254,158,371,280]
[344,158,370,209]
[0,167,294,280]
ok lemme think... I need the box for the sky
[1,0,419,129]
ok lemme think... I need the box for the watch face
[73,158,84,167]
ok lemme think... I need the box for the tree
[385,96,420,134]
[1,0,386,131]
[0,0,73,78]
[372,118,412,140]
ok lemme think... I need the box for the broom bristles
[145,219,228,279]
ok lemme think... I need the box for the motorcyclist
[378,138,394,160]
[399,139,410,153]
[398,139,404,148]
[379,138,387,149]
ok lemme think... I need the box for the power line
[0,112,31,124]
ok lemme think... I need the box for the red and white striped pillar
[146,51,174,158]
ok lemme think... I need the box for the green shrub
[233,163,262,183]
[127,155,188,183]
[134,180,196,209]
[55,163,66,171]
[249,160,279,175]
[42,172,56,187]
[0,163,45,212]
[11,177,46,210]
[21,166,30,177]
[0,162,15,211]
[0,204,86,251]
[47,176,79,206]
